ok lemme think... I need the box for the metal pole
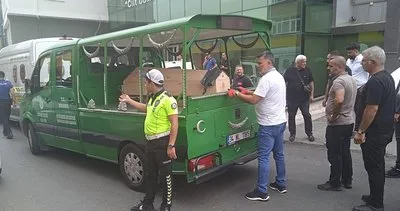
[139,36,144,103]
[103,42,108,108]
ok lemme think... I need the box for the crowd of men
[114,42,400,211]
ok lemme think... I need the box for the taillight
[188,154,216,173]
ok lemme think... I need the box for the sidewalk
[286,98,397,157]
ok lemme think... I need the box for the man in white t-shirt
[227,51,287,202]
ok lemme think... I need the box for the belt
[145,131,170,141]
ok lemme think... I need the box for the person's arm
[119,94,147,112]
[166,98,179,159]
[354,78,381,144]
[322,81,330,107]
[308,68,314,100]
[329,86,345,122]
[236,92,262,105]
[212,58,217,69]
[395,91,400,122]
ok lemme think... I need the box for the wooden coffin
[122,68,231,96]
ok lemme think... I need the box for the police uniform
[142,89,178,209]
[0,78,13,138]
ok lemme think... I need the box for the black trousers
[395,122,400,168]
[143,136,173,207]
[325,124,354,186]
[0,101,11,136]
[287,100,312,136]
[361,137,387,208]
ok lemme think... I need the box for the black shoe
[6,134,13,139]
[130,201,154,211]
[342,182,352,189]
[308,135,315,142]
[245,189,270,201]
[269,182,287,194]
[158,204,171,211]
[289,135,295,142]
[385,167,400,178]
[361,195,370,203]
[352,204,384,211]
[317,182,342,191]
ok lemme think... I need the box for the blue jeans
[257,122,287,194]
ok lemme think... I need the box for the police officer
[0,71,14,139]
[119,69,178,211]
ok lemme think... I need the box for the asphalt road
[0,125,399,211]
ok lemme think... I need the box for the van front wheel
[119,144,146,192]
[27,123,41,155]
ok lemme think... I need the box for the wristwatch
[168,144,175,148]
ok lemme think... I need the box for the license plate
[226,130,251,146]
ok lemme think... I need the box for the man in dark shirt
[284,55,315,142]
[232,65,253,89]
[0,71,14,139]
[220,52,229,75]
[353,46,395,211]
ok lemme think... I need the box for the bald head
[327,56,347,77]
[331,56,346,70]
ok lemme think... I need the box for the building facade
[1,0,110,46]
[1,0,399,95]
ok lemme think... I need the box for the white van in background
[0,37,77,122]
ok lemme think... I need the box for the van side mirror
[31,75,39,93]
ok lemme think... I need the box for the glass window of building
[243,0,267,10]
[242,7,268,20]
[202,0,221,14]
[171,0,185,19]
[185,0,201,16]
[221,0,242,14]
[157,0,171,21]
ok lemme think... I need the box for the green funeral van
[19,15,273,191]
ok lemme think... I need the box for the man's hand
[395,113,400,123]
[309,95,314,102]
[353,132,366,145]
[238,87,250,95]
[167,147,177,160]
[119,94,131,103]
[227,89,236,97]
[322,100,326,107]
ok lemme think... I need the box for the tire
[27,123,41,155]
[119,143,146,192]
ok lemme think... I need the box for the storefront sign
[123,0,152,8]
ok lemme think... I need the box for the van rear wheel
[119,144,146,192]
[27,123,41,155]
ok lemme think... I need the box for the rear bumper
[194,150,257,184]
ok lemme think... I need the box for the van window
[20,64,26,82]
[31,54,51,88]
[56,51,72,87]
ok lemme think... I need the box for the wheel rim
[124,152,144,185]
[27,128,33,149]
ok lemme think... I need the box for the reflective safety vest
[144,90,178,140]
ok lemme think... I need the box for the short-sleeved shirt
[204,58,217,71]
[254,68,287,126]
[362,70,395,141]
[0,79,13,100]
[325,74,357,126]
[284,66,314,104]
[144,90,178,136]
[232,75,253,88]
